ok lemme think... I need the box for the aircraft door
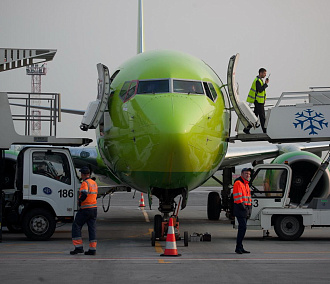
[227,54,258,128]
[80,63,110,131]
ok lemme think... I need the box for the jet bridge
[227,54,330,143]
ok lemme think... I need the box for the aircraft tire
[207,192,221,220]
[154,214,162,238]
[22,208,56,241]
[184,231,189,247]
[151,231,156,246]
[274,215,305,241]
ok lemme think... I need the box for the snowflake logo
[293,109,328,135]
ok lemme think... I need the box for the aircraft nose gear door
[80,63,110,131]
[227,53,258,128]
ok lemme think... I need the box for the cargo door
[80,63,110,131]
[227,53,258,128]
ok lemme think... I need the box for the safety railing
[7,92,61,136]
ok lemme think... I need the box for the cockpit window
[119,81,131,100]
[203,82,218,102]
[119,78,219,102]
[208,83,218,101]
[137,80,169,94]
[119,81,138,102]
[173,80,204,94]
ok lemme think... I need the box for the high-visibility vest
[247,77,266,104]
[233,177,252,206]
[80,178,98,209]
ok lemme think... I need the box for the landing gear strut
[150,190,189,247]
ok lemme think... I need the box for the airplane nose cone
[141,94,204,134]
[129,94,223,174]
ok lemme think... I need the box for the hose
[102,193,111,212]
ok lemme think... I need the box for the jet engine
[271,151,330,205]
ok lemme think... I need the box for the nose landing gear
[151,197,188,247]
[151,214,189,247]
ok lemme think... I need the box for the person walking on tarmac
[70,166,98,255]
[233,168,252,254]
[243,68,269,134]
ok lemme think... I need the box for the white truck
[239,155,330,240]
[3,146,82,240]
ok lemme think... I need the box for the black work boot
[84,250,96,255]
[243,128,250,134]
[70,247,84,255]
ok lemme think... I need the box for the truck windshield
[32,151,71,185]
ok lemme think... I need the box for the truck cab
[4,146,81,240]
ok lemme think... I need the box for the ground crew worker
[233,168,252,254]
[70,166,98,255]
[243,68,269,134]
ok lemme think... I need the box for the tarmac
[1,187,330,283]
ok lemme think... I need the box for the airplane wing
[221,142,330,168]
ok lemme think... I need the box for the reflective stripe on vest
[247,77,266,103]
[233,178,252,206]
[80,178,98,209]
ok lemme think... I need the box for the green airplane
[101,50,228,211]
[77,0,230,218]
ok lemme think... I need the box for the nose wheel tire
[151,231,156,246]
[154,214,163,238]
[184,231,189,247]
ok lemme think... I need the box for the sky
[1,0,330,145]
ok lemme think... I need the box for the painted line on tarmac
[265,251,330,254]
[3,243,37,247]
[147,229,170,263]
[0,251,64,254]
[140,208,150,222]
[1,257,330,261]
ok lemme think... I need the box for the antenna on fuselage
[137,0,145,54]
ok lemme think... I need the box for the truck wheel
[22,208,56,241]
[207,192,221,220]
[274,215,304,241]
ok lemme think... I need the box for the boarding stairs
[227,54,330,143]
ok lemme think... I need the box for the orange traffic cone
[161,217,181,257]
[139,193,146,207]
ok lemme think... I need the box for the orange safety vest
[79,178,98,209]
[233,177,252,206]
